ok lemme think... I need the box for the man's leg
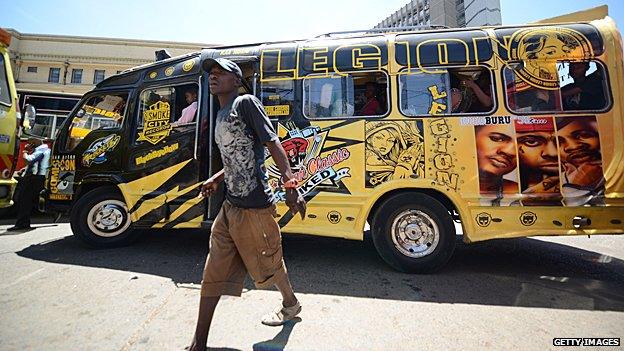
[274,272,298,307]
[188,296,220,351]
[14,177,33,228]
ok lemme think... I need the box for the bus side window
[399,66,494,116]
[303,71,389,118]
[504,60,609,114]
[260,78,295,120]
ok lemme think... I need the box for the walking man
[7,137,50,231]
[188,58,306,351]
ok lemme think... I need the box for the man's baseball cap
[203,58,242,78]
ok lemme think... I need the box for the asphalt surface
[1,215,623,350]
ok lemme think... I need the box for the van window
[137,83,198,138]
[303,71,388,118]
[504,60,609,113]
[261,78,295,119]
[399,67,494,116]
[65,92,128,150]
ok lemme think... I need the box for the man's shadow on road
[252,318,301,351]
[15,228,624,312]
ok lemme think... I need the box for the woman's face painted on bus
[475,124,517,176]
[370,129,396,156]
[209,66,240,96]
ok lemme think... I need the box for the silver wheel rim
[86,199,131,238]
[391,209,440,258]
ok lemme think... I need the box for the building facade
[374,0,501,29]
[5,29,214,95]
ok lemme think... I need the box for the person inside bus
[448,70,492,113]
[475,124,519,204]
[356,82,382,116]
[561,62,606,111]
[460,75,492,112]
[7,138,50,232]
[173,87,198,125]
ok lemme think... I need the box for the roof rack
[316,25,448,38]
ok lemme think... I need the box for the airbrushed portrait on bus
[41,15,623,273]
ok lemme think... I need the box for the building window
[27,66,37,73]
[71,69,83,84]
[48,68,60,83]
[93,70,105,84]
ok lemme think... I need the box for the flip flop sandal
[261,301,302,326]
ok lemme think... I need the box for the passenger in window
[450,72,491,113]
[172,88,198,126]
[561,62,606,111]
[457,74,492,113]
[530,89,556,112]
[356,82,382,116]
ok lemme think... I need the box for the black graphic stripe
[162,200,205,229]
[128,160,198,214]
[322,136,362,153]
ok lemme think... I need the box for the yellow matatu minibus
[0,28,20,209]
[43,7,624,272]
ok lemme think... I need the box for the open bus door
[0,28,20,208]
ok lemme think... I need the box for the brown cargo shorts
[200,200,288,297]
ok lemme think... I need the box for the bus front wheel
[70,186,137,248]
[371,193,456,273]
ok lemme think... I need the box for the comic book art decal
[49,155,76,200]
[365,121,425,188]
[266,124,352,201]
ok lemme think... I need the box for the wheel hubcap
[391,210,440,258]
[86,199,130,238]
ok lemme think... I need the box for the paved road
[1,217,623,350]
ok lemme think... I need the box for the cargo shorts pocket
[253,209,282,274]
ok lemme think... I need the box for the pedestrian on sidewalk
[8,137,50,231]
[188,58,306,351]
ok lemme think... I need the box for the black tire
[371,192,456,273]
[70,186,138,248]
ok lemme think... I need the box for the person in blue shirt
[7,137,50,231]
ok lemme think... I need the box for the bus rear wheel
[70,186,137,248]
[371,192,456,273]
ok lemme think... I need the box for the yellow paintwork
[0,31,19,208]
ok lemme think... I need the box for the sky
[0,0,622,45]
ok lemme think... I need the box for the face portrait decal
[515,117,562,205]
[556,116,605,205]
